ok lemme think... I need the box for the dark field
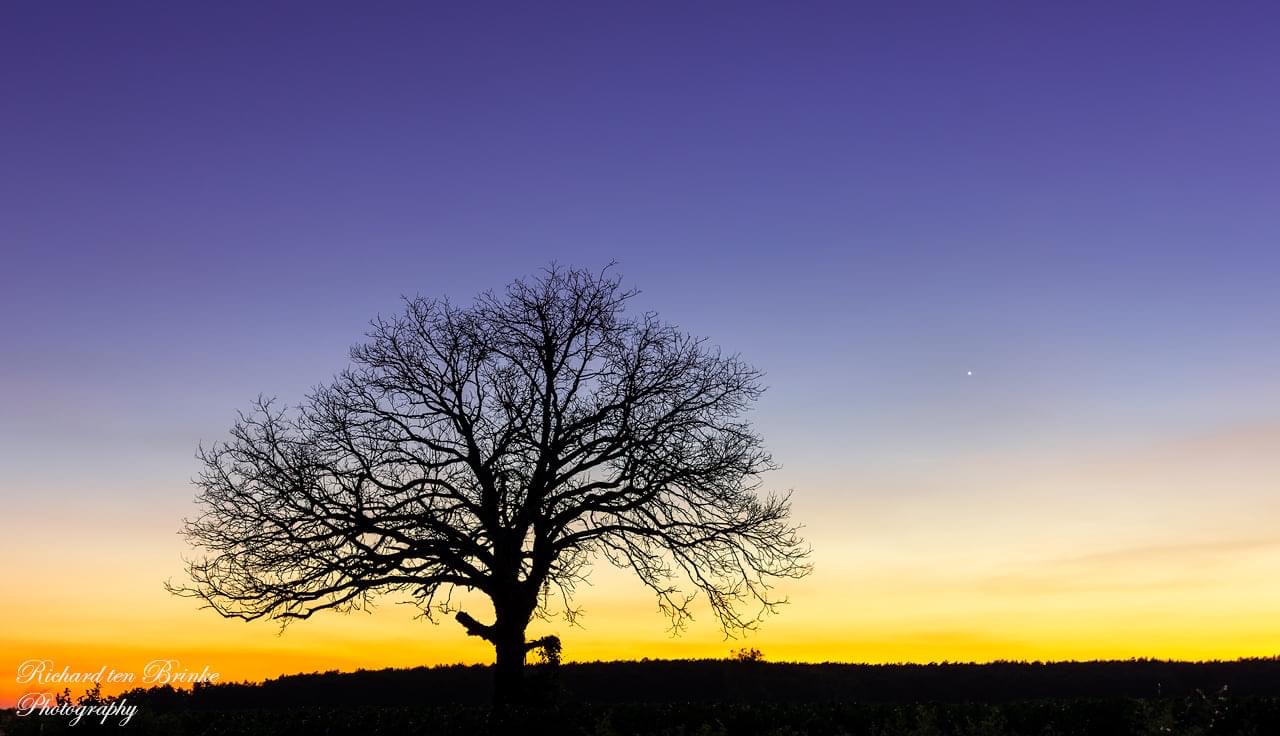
[6,658,1280,735]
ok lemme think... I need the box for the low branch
[454,610,496,642]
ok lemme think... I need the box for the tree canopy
[172,265,810,702]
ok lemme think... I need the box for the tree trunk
[492,625,527,706]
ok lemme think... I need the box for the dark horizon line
[232,653,1280,681]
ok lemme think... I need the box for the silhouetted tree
[170,265,810,704]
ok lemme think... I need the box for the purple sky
[3,3,1278,536]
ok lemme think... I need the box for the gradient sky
[3,2,1280,708]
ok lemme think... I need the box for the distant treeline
[114,657,1280,709]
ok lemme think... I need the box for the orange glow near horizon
[4,423,1280,708]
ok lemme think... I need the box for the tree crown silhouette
[171,265,810,702]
